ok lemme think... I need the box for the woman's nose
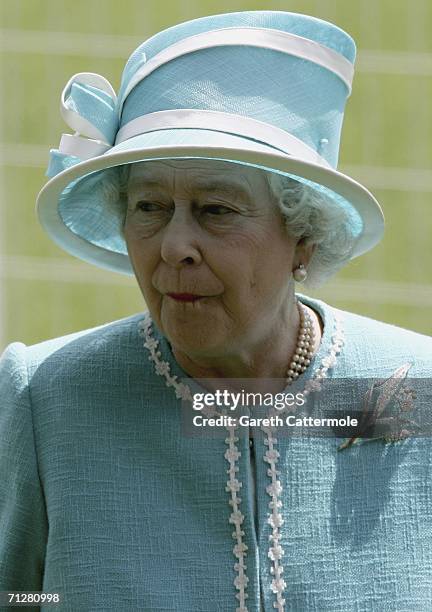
[160,210,203,268]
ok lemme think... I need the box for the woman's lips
[166,293,205,302]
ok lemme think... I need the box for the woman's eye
[202,204,234,216]
[135,201,163,212]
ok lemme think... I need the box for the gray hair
[264,172,356,287]
[74,163,357,288]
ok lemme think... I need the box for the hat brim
[36,129,385,275]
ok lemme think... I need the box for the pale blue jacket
[0,295,431,611]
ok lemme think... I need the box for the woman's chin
[170,328,222,354]
[161,318,225,356]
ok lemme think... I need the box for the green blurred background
[1,0,431,350]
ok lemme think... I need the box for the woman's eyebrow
[127,178,167,192]
[192,179,252,200]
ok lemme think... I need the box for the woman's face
[124,159,306,357]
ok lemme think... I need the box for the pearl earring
[293,263,307,283]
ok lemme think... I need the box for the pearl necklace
[287,300,315,384]
[138,301,344,612]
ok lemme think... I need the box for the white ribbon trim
[115,109,332,168]
[60,72,117,143]
[59,133,112,160]
[120,27,354,112]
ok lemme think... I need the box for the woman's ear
[294,236,316,269]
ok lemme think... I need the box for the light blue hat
[36,10,384,275]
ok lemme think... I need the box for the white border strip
[115,109,332,167]
[119,27,354,109]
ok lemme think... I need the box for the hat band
[120,27,354,112]
[114,109,332,168]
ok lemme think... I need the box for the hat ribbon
[47,71,334,178]
[47,72,118,178]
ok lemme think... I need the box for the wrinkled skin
[124,159,319,381]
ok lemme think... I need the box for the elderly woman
[1,10,431,612]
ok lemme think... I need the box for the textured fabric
[1,294,431,611]
[119,10,356,104]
